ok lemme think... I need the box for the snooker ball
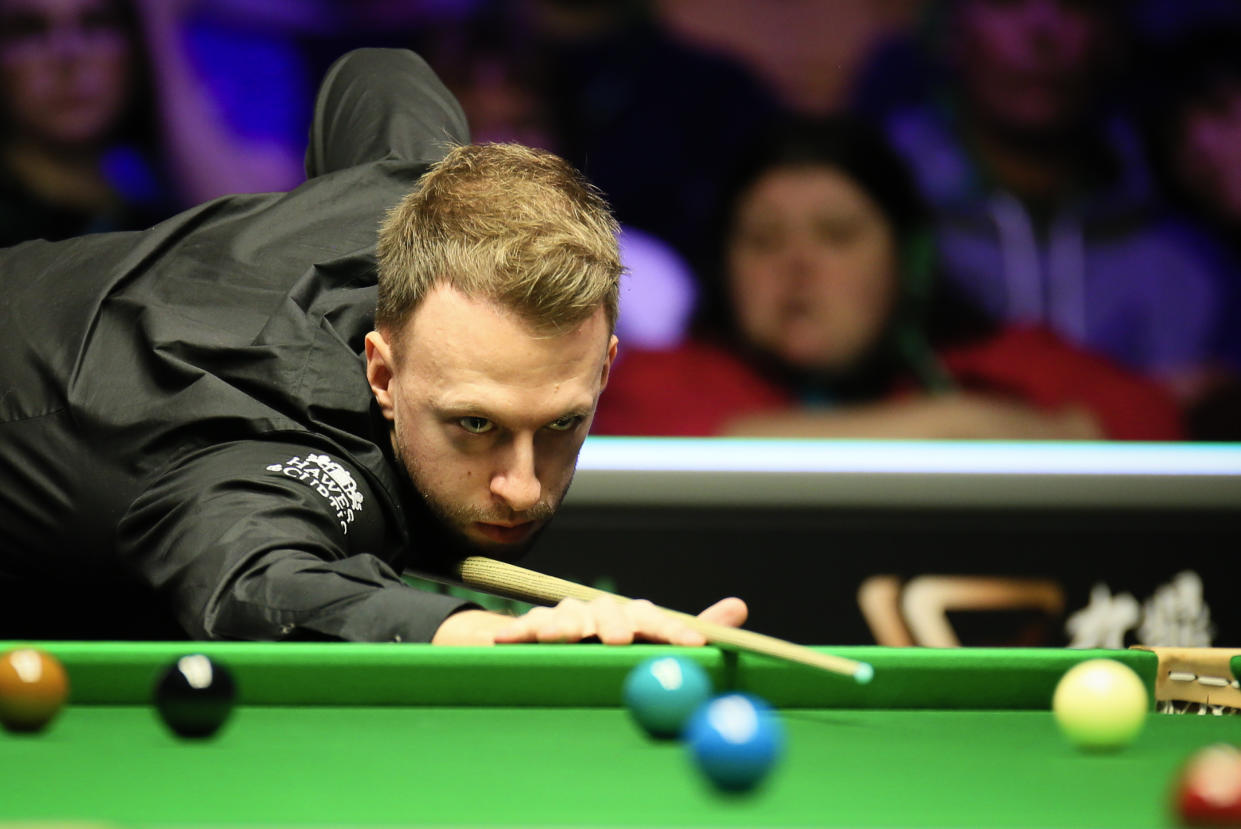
[623,655,713,738]
[0,647,69,733]
[1052,658,1148,751]
[1174,744,1241,826]
[685,692,784,792]
[153,654,237,739]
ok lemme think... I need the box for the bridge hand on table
[431,596,748,646]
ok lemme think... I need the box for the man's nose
[779,237,826,287]
[49,24,93,61]
[490,437,542,513]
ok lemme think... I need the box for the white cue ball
[1052,658,1148,751]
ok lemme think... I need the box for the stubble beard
[391,427,568,560]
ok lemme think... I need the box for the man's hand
[431,596,748,646]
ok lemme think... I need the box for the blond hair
[376,143,621,343]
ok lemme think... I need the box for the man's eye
[547,415,581,432]
[459,417,494,434]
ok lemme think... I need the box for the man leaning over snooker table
[0,48,746,645]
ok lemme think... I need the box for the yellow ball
[1052,658,1148,751]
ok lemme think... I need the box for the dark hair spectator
[1140,23,1241,438]
[1143,25,1241,252]
[0,0,171,246]
[513,0,783,274]
[0,0,310,249]
[414,3,556,151]
[593,116,1182,440]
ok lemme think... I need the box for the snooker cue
[454,555,874,684]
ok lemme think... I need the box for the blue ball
[685,693,784,792]
[623,655,713,738]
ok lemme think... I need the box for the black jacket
[0,49,475,641]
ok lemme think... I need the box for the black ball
[153,654,236,739]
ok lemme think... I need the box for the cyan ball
[623,655,713,738]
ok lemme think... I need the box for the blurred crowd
[3,0,1240,439]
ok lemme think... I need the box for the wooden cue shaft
[455,556,873,683]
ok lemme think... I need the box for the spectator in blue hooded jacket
[879,0,1238,408]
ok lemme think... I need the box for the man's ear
[599,334,619,392]
[364,330,396,420]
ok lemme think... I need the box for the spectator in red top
[592,117,1181,440]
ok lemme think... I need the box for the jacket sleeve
[304,48,470,179]
[117,441,474,642]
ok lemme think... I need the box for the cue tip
[854,662,875,684]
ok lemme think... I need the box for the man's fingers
[494,599,596,643]
[492,608,541,643]
[493,596,744,646]
[494,606,559,642]
[590,596,634,645]
[545,598,594,642]
[625,599,707,647]
[697,596,748,629]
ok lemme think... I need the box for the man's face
[0,0,132,148]
[1176,83,1241,227]
[726,165,899,372]
[954,0,1108,135]
[366,284,617,558]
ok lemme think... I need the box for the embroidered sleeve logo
[265,453,365,533]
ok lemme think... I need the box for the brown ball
[0,648,69,732]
